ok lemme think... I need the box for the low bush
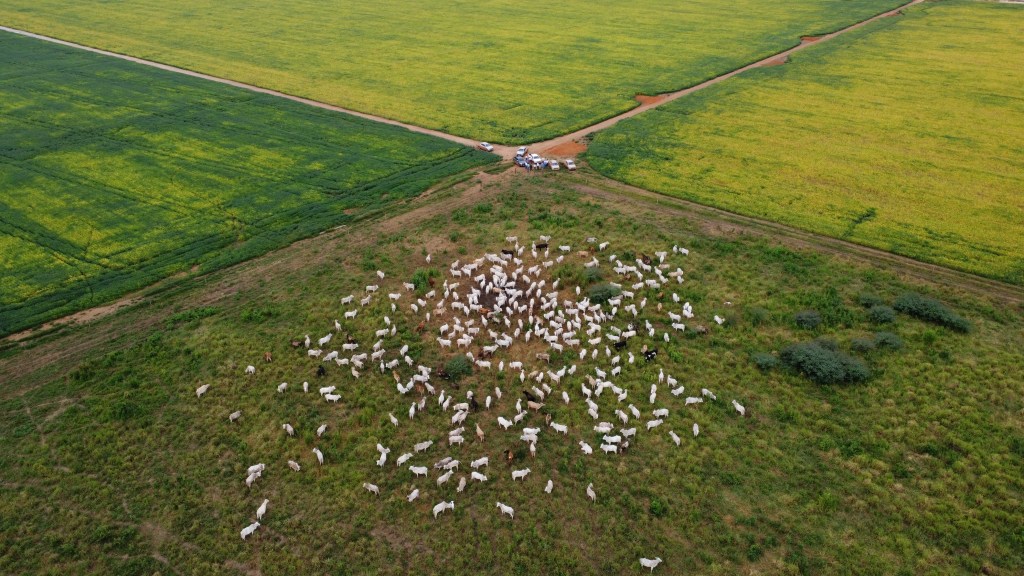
[794,310,822,329]
[780,340,871,384]
[583,267,603,284]
[850,337,876,353]
[893,293,970,332]
[411,268,438,292]
[589,283,621,304]
[874,331,903,350]
[744,306,771,327]
[444,355,472,382]
[868,305,896,324]
[858,292,885,307]
[751,352,779,371]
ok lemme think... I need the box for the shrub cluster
[868,305,896,324]
[588,283,621,304]
[444,355,472,382]
[873,331,903,350]
[858,292,884,307]
[893,293,970,332]
[780,339,870,384]
[794,310,822,329]
[751,352,779,371]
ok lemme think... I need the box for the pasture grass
[0,0,907,142]
[587,0,1024,284]
[1,173,1021,575]
[0,32,495,337]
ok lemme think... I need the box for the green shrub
[649,498,668,518]
[850,337,876,353]
[588,283,621,304]
[868,304,896,324]
[893,292,970,332]
[411,268,438,292]
[874,331,903,350]
[444,355,472,382]
[744,306,771,327]
[794,310,822,329]
[780,340,871,384]
[751,352,779,371]
[582,267,603,284]
[858,292,885,307]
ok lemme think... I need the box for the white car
[517,146,528,156]
[565,159,577,171]
[549,160,560,170]
[529,153,543,163]
[479,142,494,152]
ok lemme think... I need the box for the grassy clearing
[0,0,906,143]
[0,32,495,337]
[1,173,1020,575]
[588,1,1024,284]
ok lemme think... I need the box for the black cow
[316,365,327,377]
[535,243,549,251]
[613,340,627,350]
[643,349,658,362]
[523,389,538,403]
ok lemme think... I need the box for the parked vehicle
[517,146,528,156]
[550,160,560,170]
[479,142,494,152]
[565,159,577,170]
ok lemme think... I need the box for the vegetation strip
[0,32,496,337]
[0,0,911,143]
[587,0,1024,284]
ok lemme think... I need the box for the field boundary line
[0,25,515,156]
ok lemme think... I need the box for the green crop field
[0,0,907,143]
[0,32,494,337]
[587,1,1024,285]
[1,175,1021,575]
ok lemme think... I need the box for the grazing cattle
[433,500,455,519]
[471,471,488,482]
[640,557,663,572]
[195,384,210,398]
[313,447,324,465]
[316,365,327,377]
[408,488,420,502]
[496,502,515,519]
[586,483,596,502]
[410,466,429,478]
[229,410,242,423]
[363,482,380,496]
[264,352,273,363]
[240,522,260,540]
[732,399,746,417]
[545,479,554,494]
[245,365,255,375]
[288,460,301,472]
[511,468,531,481]
[324,394,341,403]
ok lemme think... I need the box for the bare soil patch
[540,140,587,157]
[634,94,668,105]
[801,35,823,43]
[759,56,789,67]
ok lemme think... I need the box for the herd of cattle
[207,235,749,571]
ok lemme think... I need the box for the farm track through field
[1,0,922,158]
[3,164,1020,393]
